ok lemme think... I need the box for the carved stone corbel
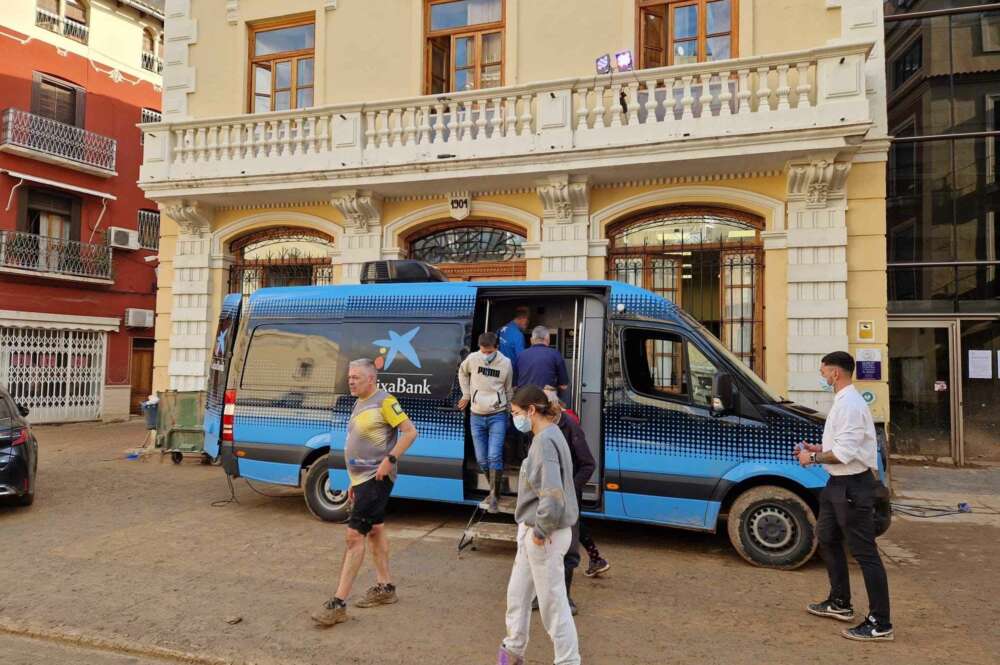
[537,175,589,222]
[331,189,382,233]
[159,200,214,235]
[787,159,852,208]
[225,0,239,25]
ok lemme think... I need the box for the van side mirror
[711,373,735,416]
[16,404,29,417]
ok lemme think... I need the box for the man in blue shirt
[516,326,569,400]
[498,306,530,375]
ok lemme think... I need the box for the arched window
[142,28,162,73]
[227,227,336,296]
[608,207,764,372]
[406,221,526,281]
[36,1,89,43]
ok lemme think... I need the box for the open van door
[204,294,242,461]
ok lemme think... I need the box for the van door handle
[621,415,649,424]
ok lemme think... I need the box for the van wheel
[304,454,351,523]
[727,486,816,570]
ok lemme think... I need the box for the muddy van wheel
[304,454,351,523]
[727,486,817,570]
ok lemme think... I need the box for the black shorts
[349,477,393,535]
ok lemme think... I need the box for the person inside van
[498,306,530,375]
[515,326,569,402]
[498,386,580,665]
[457,331,513,513]
[312,358,418,628]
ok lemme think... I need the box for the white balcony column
[330,190,383,283]
[160,199,216,393]
[537,175,590,280]
[784,158,852,413]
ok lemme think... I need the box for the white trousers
[502,523,581,665]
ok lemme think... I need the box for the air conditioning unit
[108,227,140,250]
[125,308,155,328]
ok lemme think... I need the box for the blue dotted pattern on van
[609,290,679,321]
[327,388,465,454]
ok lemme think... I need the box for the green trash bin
[155,390,207,464]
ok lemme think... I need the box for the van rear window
[241,323,342,391]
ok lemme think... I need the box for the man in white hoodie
[457,331,514,513]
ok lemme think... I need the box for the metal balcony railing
[142,51,162,74]
[1,108,117,174]
[0,230,113,281]
[35,7,89,43]
[137,209,160,250]
[141,108,162,124]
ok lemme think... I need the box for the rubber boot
[478,469,492,510]
[487,469,500,514]
[565,566,578,616]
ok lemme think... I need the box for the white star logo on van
[373,327,422,369]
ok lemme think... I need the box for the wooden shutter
[32,74,81,126]
[65,0,87,23]
[38,0,58,12]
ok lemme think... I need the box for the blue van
[205,260,885,569]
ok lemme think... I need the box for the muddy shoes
[311,598,348,627]
[807,598,855,622]
[355,583,399,608]
[479,469,501,513]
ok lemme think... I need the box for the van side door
[604,324,741,529]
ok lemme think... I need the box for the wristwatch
[809,452,818,464]
[387,454,398,465]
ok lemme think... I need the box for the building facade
[885,0,1000,464]
[0,0,164,422]
[141,0,890,420]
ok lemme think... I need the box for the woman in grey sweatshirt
[497,386,580,665]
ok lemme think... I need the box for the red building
[0,0,163,423]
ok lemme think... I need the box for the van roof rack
[359,260,448,284]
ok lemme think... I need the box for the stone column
[537,175,590,280]
[160,200,215,393]
[331,190,383,283]
[785,158,852,412]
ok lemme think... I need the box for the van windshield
[677,310,786,403]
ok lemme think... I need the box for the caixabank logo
[372,326,432,396]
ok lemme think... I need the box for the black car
[0,388,37,506]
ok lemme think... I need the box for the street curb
[0,616,239,665]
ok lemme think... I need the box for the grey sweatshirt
[458,351,513,415]
[514,423,579,539]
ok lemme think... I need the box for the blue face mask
[819,377,834,393]
[513,414,532,433]
[484,351,498,363]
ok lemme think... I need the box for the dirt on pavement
[0,419,997,665]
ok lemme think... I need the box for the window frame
[636,0,738,69]
[424,0,506,94]
[621,326,699,406]
[31,71,85,127]
[246,14,316,114]
[18,187,82,242]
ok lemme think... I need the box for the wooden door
[129,346,154,414]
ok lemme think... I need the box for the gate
[0,326,107,423]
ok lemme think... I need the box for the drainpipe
[88,197,109,244]
[4,177,25,212]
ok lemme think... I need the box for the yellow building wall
[184,0,850,118]
[3,0,162,85]
[845,162,889,422]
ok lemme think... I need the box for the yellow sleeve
[381,395,409,428]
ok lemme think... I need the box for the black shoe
[531,597,538,611]
[842,616,894,642]
[806,598,855,622]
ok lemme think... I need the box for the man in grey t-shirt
[312,359,418,628]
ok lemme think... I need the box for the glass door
[888,320,961,462]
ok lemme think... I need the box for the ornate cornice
[786,159,852,208]
[331,189,382,233]
[537,175,589,222]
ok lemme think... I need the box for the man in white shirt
[795,351,893,642]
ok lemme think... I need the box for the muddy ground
[0,419,997,665]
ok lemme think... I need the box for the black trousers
[816,471,891,624]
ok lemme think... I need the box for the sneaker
[311,598,347,627]
[842,615,894,642]
[497,646,524,665]
[806,598,855,622]
[355,583,399,608]
[584,557,610,578]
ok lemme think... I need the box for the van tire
[727,485,817,570]
[304,454,351,523]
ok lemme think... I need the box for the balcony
[0,230,113,283]
[142,51,163,75]
[1,108,117,177]
[140,42,876,200]
[137,209,160,250]
[35,7,88,43]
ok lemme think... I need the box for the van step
[465,521,518,544]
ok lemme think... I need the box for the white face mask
[513,413,532,433]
